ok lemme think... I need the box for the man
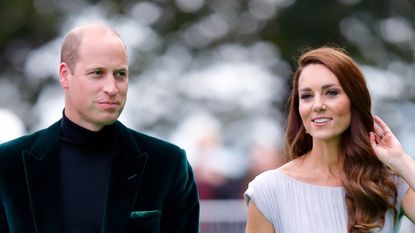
[0,24,200,233]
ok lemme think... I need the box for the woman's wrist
[394,153,415,188]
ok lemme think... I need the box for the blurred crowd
[170,112,283,199]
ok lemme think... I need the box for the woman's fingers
[373,115,391,135]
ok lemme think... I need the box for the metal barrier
[199,199,415,233]
[200,200,246,233]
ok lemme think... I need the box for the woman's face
[298,63,351,142]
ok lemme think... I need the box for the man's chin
[99,113,120,125]
[101,117,119,125]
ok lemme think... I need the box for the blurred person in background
[171,112,246,199]
[0,24,199,233]
[240,122,283,198]
[244,47,415,233]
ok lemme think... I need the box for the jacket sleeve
[0,199,10,233]
[160,149,200,233]
[0,144,11,233]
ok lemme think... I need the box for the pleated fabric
[244,169,409,233]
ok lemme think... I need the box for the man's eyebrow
[114,68,128,72]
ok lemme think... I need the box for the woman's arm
[401,166,415,222]
[370,116,415,222]
[245,201,276,233]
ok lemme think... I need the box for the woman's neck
[294,139,343,186]
[279,138,345,187]
[310,139,341,168]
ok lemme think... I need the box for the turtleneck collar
[60,111,116,148]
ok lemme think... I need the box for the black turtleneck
[59,113,114,233]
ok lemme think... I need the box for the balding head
[60,24,126,73]
[59,24,129,131]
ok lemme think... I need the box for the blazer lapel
[102,122,148,233]
[22,121,61,233]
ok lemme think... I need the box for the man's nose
[103,75,118,96]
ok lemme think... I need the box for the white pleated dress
[244,169,409,233]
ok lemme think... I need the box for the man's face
[62,30,128,131]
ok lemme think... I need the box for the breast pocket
[126,210,161,233]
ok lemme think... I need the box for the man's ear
[59,62,71,88]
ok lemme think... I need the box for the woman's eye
[326,90,338,96]
[300,94,312,100]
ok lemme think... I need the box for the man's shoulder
[0,129,44,151]
[127,128,182,151]
[0,130,45,168]
[120,124,185,160]
[0,121,60,154]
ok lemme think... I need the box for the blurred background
[0,0,414,232]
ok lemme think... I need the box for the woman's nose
[313,99,327,112]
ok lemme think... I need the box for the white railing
[200,200,246,233]
[199,199,415,233]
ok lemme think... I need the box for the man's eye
[115,71,127,78]
[90,70,103,76]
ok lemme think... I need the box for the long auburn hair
[283,47,397,232]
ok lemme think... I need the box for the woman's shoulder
[275,159,306,182]
[250,169,280,183]
[244,168,287,210]
[276,159,298,173]
[249,160,299,186]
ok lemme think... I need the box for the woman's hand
[370,115,407,173]
[370,117,415,222]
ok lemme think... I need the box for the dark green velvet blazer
[0,120,200,233]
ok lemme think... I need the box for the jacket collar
[22,120,148,233]
[22,121,61,233]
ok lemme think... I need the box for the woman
[244,47,415,233]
